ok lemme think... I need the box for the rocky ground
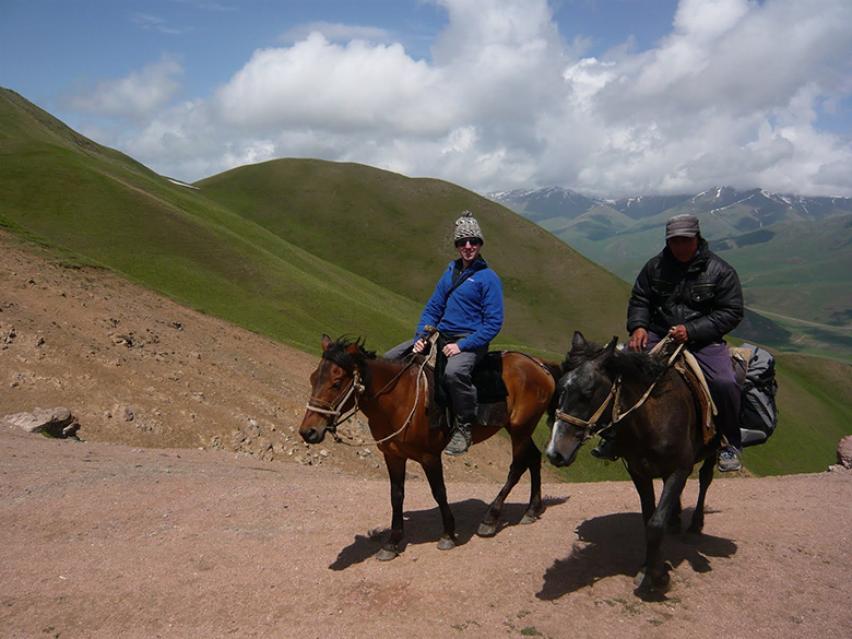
[0,230,527,483]
[1,230,851,638]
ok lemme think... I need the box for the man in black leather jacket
[595,213,745,471]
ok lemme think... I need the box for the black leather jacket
[627,239,743,346]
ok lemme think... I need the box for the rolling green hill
[195,159,630,354]
[1,87,849,477]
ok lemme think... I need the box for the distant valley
[491,186,852,361]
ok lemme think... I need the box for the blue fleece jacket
[415,256,504,351]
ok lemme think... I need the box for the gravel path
[2,428,850,639]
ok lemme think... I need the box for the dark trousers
[385,338,486,423]
[648,332,742,449]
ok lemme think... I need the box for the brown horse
[545,331,719,592]
[299,335,558,560]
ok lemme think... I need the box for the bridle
[554,339,684,441]
[305,367,365,431]
[304,350,432,445]
[555,379,619,441]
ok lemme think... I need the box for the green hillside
[1,87,849,477]
[195,159,630,354]
[0,88,420,351]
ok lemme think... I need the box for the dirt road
[2,428,850,638]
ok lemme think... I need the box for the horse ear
[571,331,587,352]
[594,336,618,360]
[321,334,332,351]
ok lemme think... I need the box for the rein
[555,337,684,439]
[305,336,437,446]
[305,368,365,428]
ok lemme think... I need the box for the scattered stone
[837,435,852,469]
[2,407,80,438]
[112,333,135,348]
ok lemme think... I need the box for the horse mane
[562,339,668,386]
[323,335,376,374]
[608,349,669,386]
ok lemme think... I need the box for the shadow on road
[536,509,737,600]
[329,495,569,571]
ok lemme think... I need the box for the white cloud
[214,33,452,135]
[89,0,852,196]
[280,22,392,44]
[67,57,183,119]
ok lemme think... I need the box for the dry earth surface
[2,230,851,638]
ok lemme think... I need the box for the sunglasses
[454,237,483,248]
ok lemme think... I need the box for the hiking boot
[591,435,619,461]
[444,422,473,456]
[718,446,742,472]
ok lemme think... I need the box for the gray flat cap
[665,214,700,239]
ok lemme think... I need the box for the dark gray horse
[546,331,719,592]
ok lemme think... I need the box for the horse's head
[546,331,618,467]
[300,335,373,444]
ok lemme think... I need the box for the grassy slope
[1,87,849,477]
[196,159,630,354]
[0,89,419,351]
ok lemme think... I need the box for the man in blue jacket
[385,211,504,455]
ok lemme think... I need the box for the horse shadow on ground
[329,495,570,571]
[536,509,737,602]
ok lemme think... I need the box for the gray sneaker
[444,423,473,456]
[718,446,742,472]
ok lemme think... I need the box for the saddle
[650,340,717,446]
[419,333,509,430]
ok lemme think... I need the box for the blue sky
[2,0,851,196]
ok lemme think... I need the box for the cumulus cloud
[67,57,183,119]
[95,0,852,196]
[280,22,392,44]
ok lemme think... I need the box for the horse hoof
[437,537,456,551]
[520,513,539,525]
[635,568,670,592]
[376,547,399,561]
[477,522,497,537]
[633,569,646,587]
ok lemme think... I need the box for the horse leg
[376,453,406,561]
[688,456,715,534]
[521,441,544,525]
[665,476,683,533]
[628,470,656,526]
[477,434,536,537]
[638,468,689,592]
[421,455,457,550]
